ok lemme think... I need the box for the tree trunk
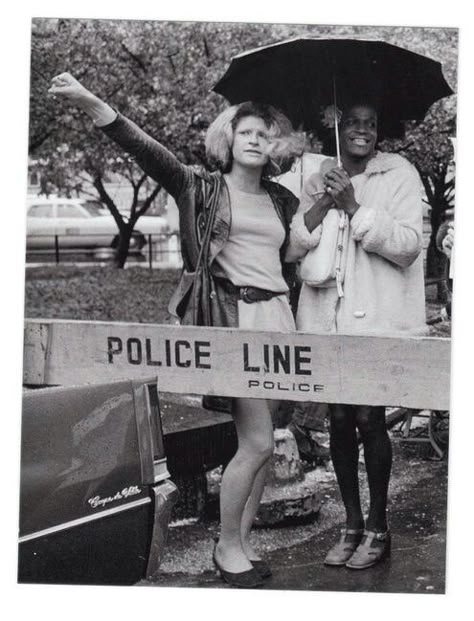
[427,192,449,304]
[92,174,161,269]
[114,226,134,268]
[426,240,449,303]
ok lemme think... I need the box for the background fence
[26,232,183,268]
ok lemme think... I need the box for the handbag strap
[192,174,222,324]
[335,210,348,298]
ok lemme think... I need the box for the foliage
[29,19,457,273]
[23,265,449,336]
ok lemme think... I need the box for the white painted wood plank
[23,319,451,410]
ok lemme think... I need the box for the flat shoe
[250,559,272,579]
[324,528,364,566]
[212,550,264,588]
[345,529,391,570]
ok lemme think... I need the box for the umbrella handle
[335,119,341,167]
[333,76,342,167]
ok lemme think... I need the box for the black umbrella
[213,37,453,155]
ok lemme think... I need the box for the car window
[57,204,85,218]
[28,204,54,217]
[82,203,104,217]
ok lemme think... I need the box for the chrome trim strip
[154,470,171,484]
[19,496,152,544]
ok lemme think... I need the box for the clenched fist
[49,72,92,105]
[48,72,116,126]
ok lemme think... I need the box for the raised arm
[49,72,190,198]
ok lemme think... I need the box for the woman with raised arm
[49,72,302,588]
[288,101,427,569]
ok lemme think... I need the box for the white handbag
[299,208,349,297]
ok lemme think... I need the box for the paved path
[142,438,448,594]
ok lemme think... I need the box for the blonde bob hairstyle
[205,101,305,177]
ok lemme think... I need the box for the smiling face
[340,104,378,163]
[231,115,272,170]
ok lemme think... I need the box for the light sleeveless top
[214,180,288,292]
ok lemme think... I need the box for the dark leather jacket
[101,113,299,327]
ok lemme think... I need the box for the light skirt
[237,294,295,332]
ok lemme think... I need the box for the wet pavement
[141,438,448,594]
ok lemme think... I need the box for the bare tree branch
[120,42,149,74]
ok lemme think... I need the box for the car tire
[111,232,146,252]
[131,231,146,251]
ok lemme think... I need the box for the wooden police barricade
[23,318,450,411]
[22,318,451,533]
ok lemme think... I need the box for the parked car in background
[26,196,168,258]
[18,378,178,585]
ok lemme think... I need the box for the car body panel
[27,198,117,249]
[19,500,155,585]
[20,382,144,535]
[122,215,168,236]
[26,197,167,251]
[18,378,178,585]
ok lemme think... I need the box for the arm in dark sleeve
[99,112,192,199]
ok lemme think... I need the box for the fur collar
[364,152,412,176]
[321,151,412,177]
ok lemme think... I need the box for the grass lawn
[24,265,180,324]
[23,264,451,337]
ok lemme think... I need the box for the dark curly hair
[318,100,404,156]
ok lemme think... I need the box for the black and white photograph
[4,2,473,618]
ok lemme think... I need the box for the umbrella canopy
[213,37,453,137]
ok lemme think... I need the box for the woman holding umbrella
[48,72,303,588]
[215,36,452,571]
[288,99,427,568]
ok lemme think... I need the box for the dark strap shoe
[345,529,391,569]
[250,559,272,579]
[324,528,365,566]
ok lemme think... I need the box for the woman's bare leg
[215,397,274,573]
[240,399,278,559]
[240,461,270,560]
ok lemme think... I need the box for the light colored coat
[288,152,428,336]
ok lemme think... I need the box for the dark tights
[329,404,392,532]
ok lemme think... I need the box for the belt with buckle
[215,277,285,304]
